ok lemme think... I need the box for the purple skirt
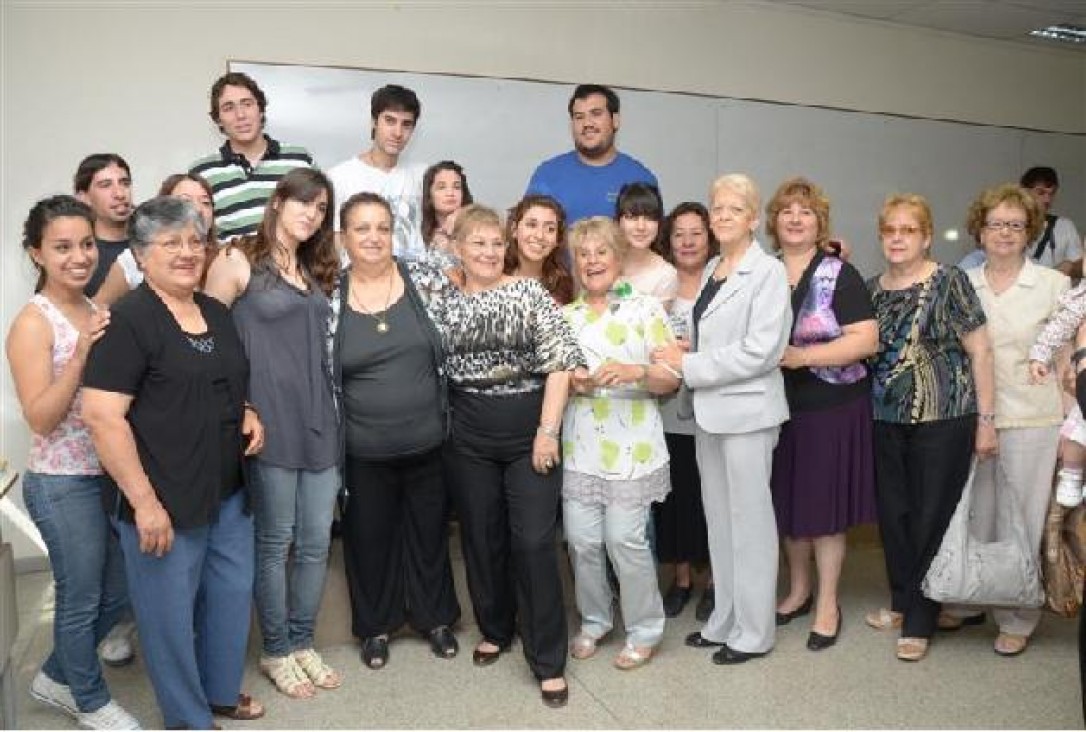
[770,393,877,539]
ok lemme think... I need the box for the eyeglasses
[983,220,1028,233]
[154,238,207,254]
[879,225,921,237]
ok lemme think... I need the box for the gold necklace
[349,266,395,334]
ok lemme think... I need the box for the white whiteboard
[233,61,1086,277]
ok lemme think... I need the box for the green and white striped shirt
[189,135,314,242]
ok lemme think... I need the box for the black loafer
[472,641,507,667]
[427,626,459,659]
[775,595,814,626]
[361,636,389,669]
[695,588,715,623]
[662,584,693,618]
[541,681,569,708]
[684,631,724,648]
[807,608,842,651]
[711,644,769,665]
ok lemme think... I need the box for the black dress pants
[341,448,460,639]
[445,390,567,681]
[873,415,975,638]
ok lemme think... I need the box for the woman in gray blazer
[653,173,792,664]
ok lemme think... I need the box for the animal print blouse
[409,263,586,395]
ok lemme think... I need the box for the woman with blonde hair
[653,173,791,665]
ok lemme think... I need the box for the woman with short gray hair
[83,196,267,728]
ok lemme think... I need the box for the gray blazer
[679,240,792,434]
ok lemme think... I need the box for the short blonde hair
[452,203,504,243]
[568,216,630,263]
[879,193,933,240]
[710,173,761,217]
[965,183,1044,245]
[765,177,831,252]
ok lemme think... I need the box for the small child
[1029,280,1086,507]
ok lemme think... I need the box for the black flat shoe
[540,680,569,708]
[361,636,389,669]
[695,588,715,623]
[807,608,842,651]
[427,626,459,659]
[472,641,506,667]
[662,583,693,618]
[711,644,769,665]
[684,631,724,648]
[775,595,814,626]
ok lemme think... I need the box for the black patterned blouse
[409,263,586,395]
[867,264,986,424]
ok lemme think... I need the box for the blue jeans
[250,461,339,656]
[22,472,128,712]
[114,491,254,729]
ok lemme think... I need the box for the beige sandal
[865,608,903,631]
[896,637,929,662]
[259,654,316,698]
[293,648,343,689]
[994,632,1029,657]
[613,643,654,670]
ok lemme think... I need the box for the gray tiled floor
[10,531,1083,729]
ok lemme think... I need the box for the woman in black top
[329,192,460,669]
[766,178,878,651]
[82,197,265,729]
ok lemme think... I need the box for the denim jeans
[250,461,339,656]
[114,491,254,729]
[22,472,128,712]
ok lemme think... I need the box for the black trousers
[653,432,710,565]
[340,448,460,639]
[873,415,975,638]
[445,391,567,681]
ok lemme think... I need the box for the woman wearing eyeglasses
[864,193,996,662]
[939,184,1069,656]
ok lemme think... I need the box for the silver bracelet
[537,424,560,440]
[658,362,683,381]
[978,413,996,425]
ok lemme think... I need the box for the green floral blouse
[561,292,674,486]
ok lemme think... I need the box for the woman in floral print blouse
[561,216,680,671]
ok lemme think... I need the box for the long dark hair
[421,161,473,245]
[614,182,666,257]
[504,194,574,305]
[232,168,338,295]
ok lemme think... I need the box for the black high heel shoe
[807,607,842,651]
[775,595,814,626]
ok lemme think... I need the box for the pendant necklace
[350,266,394,334]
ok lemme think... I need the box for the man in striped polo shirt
[190,72,314,242]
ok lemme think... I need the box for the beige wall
[3,0,1086,563]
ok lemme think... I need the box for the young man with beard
[190,71,314,242]
[74,154,133,297]
[328,85,427,260]
[526,84,658,224]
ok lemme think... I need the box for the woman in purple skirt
[767,177,879,651]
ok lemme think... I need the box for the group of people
[9,70,1086,729]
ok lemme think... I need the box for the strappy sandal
[211,693,265,720]
[613,643,654,670]
[570,633,601,660]
[865,608,903,631]
[259,654,316,699]
[994,632,1029,657]
[896,637,929,662]
[293,648,343,689]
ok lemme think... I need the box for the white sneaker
[30,670,77,716]
[1056,469,1083,508]
[99,620,137,667]
[76,700,141,730]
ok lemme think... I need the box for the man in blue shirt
[526,84,658,223]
